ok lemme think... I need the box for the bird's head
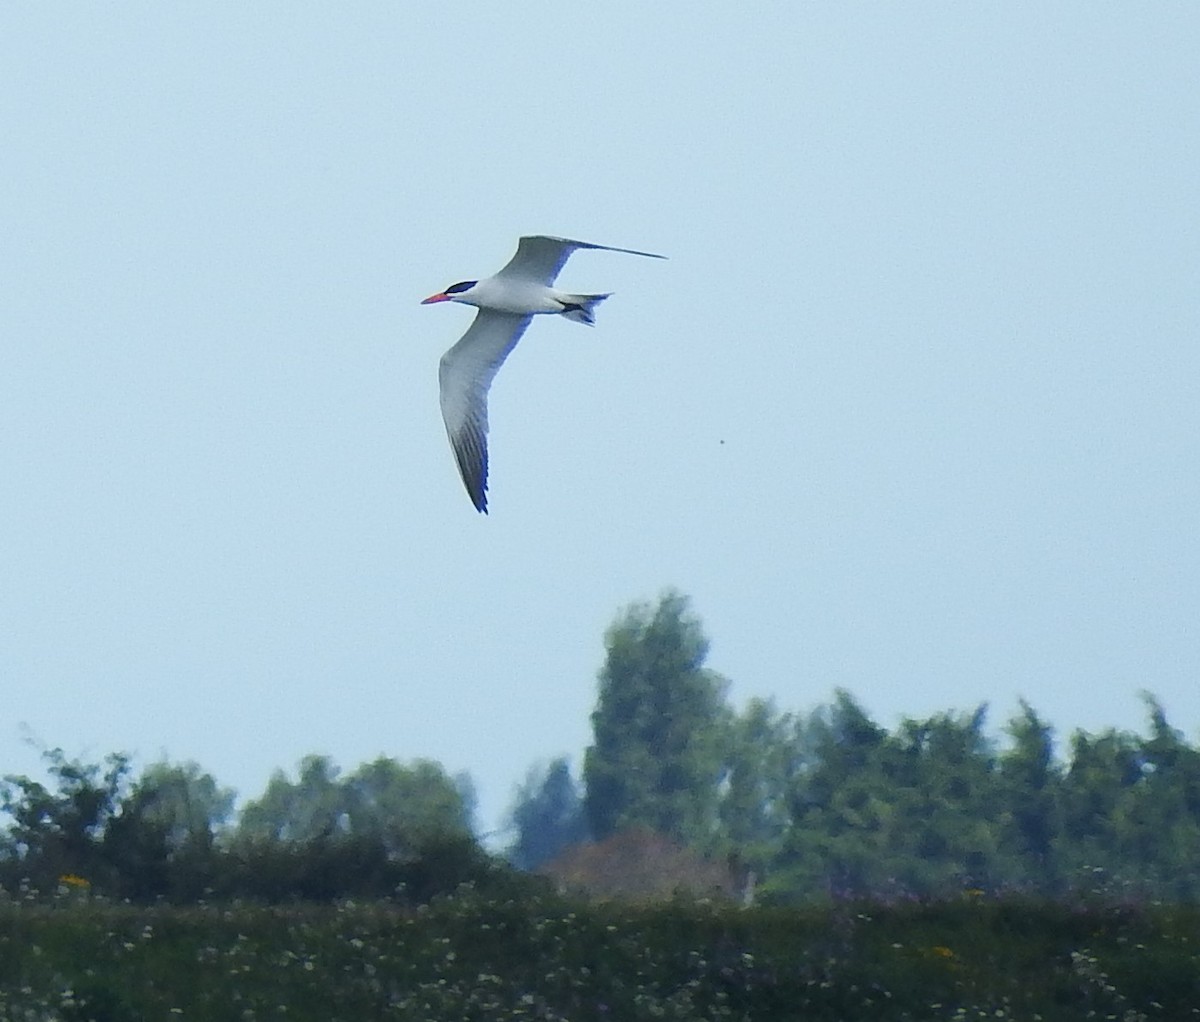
[420,280,479,305]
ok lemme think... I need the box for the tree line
[513,591,1200,902]
[4,589,1199,903]
[0,749,517,903]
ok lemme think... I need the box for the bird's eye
[444,281,477,294]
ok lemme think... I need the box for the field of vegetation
[3,887,1198,1021]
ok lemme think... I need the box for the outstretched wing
[495,235,666,287]
[437,309,533,513]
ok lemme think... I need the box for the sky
[2,4,1197,840]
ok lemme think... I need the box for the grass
[1,887,1198,1020]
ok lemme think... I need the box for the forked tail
[559,293,611,326]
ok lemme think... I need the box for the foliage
[505,756,589,871]
[237,753,345,844]
[103,759,237,902]
[717,697,796,878]
[584,590,731,846]
[1,888,1198,1020]
[1,749,132,894]
[995,700,1061,884]
[236,754,474,853]
[1,750,497,906]
[737,688,1200,903]
[6,592,1200,908]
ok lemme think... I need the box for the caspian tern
[421,234,665,513]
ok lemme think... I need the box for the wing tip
[463,474,489,513]
[522,234,666,260]
[450,429,490,514]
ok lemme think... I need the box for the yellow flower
[58,874,90,889]
[930,945,955,959]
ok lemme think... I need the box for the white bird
[421,234,665,513]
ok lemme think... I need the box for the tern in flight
[421,234,665,513]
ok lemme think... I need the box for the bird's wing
[437,309,533,513]
[495,235,666,286]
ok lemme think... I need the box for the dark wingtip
[469,473,488,513]
[449,426,490,513]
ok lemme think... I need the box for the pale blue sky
[2,4,1197,836]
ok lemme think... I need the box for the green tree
[775,695,1004,899]
[124,760,235,851]
[882,706,1001,893]
[1057,725,1144,884]
[1107,695,1200,898]
[342,756,474,856]
[0,748,130,892]
[506,756,589,871]
[229,754,484,902]
[718,697,796,880]
[996,701,1062,889]
[236,754,473,854]
[777,692,893,898]
[583,591,730,846]
[101,760,235,902]
[237,754,347,843]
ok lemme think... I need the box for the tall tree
[506,756,589,871]
[1058,726,1143,875]
[1108,695,1200,898]
[996,701,1062,886]
[583,591,730,845]
[883,706,1001,893]
[718,697,796,876]
[778,692,894,897]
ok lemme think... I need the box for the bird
[421,234,665,513]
